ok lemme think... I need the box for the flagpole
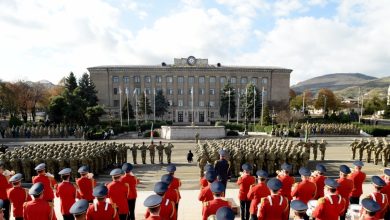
[261,87,264,126]
[191,86,194,126]
[153,88,156,122]
[119,87,123,126]
[245,88,248,134]
[126,87,130,126]
[253,87,256,131]
[135,92,138,126]
[236,88,240,125]
[228,88,230,123]
[144,89,147,122]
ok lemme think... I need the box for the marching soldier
[129,144,138,164]
[32,163,57,203]
[348,160,366,205]
[86,185,119,220]
[156,141,165,164]
[337,165,354,220]
[69,199,89,220]
[257,178,289,220]
[202,181,232,220]
[139,142,148,164]
[148,141,156,164]
[107,168,129,220]
[76,166,96,203]
[23,182,56,220]
[7,173,31,220]
[144,195,163,220]
[120,163,140,220]
[247,170,270,220]
[350,139,358,160]
[237,163,256,220]
[56,168,76,220]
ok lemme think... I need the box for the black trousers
[350,196,360,204]
[63,214,75,220]
[250,214,257,220]
[15,218,23,220]
[240,200,251,220]
[3,199,10,220]
[119,214,128,220]
[127,199,136,220]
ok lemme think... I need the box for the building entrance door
[178,111,183,122]
[199,112,204,122]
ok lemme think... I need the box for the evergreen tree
[65,72,78,93]
[241,83,260,120]
[219,83,236,120]
[78,73,98,106]
[139,93,153,119]
[261,104,271,125]
[122,97,135,119]
[48,96,68,123]
[155,90,169,118]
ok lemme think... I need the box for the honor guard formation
[1,125,87,139]
[350,138,390,167]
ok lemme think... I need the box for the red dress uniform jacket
[198,185,213,202]
[170,176,181,201]
[86,199,120,220]
[107,181,129,214]
[291,179,317,203]
[145,196,176,220]
[23,198,56,220]
[312,194,346,220]
[277,174,294,200]
[32,174,56,201]
[55,181,76,215]
[368,192,388,219]
[200,177,208,188]
[247,182,270,215]
[348,170,366,197]
[76,176,96,201]
[165,188,180,204]
[257,195,289,220]
[237,174,256,201]
[0,174,11,200]
[337,177,354,208]
[311,175,326,199]
[7,186,32,218]
[146,216,162,220]
[120,173,140,199]
[202,198,231,220]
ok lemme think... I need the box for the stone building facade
[88,56,292,124]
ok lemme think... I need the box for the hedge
[359,125,390,137]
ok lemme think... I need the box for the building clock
[187,56,196,66]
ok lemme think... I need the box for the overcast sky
[0,0,389,85]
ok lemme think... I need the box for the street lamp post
[236,88,240,125]
[228,88,231,123]
[323,95,327,118]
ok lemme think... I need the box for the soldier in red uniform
[166,165,181,213]
[290,200,308,220]
[107,168,129,220]
[56,168,76,220]
[247,170,270,220]
[161,174,179,219]
[216,207,235,220]
[312,178,346,220]
[380,169,390,219]
[337,165,354,220]
[200,164,214,189]
[144,194,163,220]
[86,185,119,220]
[257,178,289,220]
[76,166,96,203]
[145,182,176,220]
[69,199,88,220]
[277,163,295,201]
[311,164,326,199]
[368,176,388,219]
[202,181,231,220]
[23,182,56,220]
[348,160,366,204]
[120,163,139,220]
[237,163,256,220]
[0,162,11,220]
[198,171,217,203]
[7,173,31,220]
[292,167,317,204]
[32,163,56,203]
[360,198,381,220]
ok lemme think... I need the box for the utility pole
[253,87,256,131]
[228,88,231,123]
[236,88,240,125]
[126,87,130,125]
[153,88,156,122]
[119,87,122,126]
[261,87,264,126]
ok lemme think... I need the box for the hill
[291,73,377,94]
[335,76,390,99]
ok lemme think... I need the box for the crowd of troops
[0,125,86,139]
[299,123,360,135]
[350,138,390,167]
[128,141,174,165]
[195,138,328,177]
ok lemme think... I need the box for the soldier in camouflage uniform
[148,141,156,164]
[164,143,174,164]
[139,142,148,164]
[129,143,138,164]
[319,139,327,161]
[156,141,165,164]
[312,140,319,161]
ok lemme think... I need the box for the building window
[210,77,216,83]
[209,89,215,95]
[178,76,184,84]
[199,101,205,107]
[209,101,215,107]
[145,76,151,83]
[241,77,247,84]
[188,101,193,107]
[188,112,193,123]
[113,88,118,95]
[156,76,162,83]
[220,77,226,84]
[188,76,195,84]
[145,88,151,95]
[156,88,163,93]
[167,76,173,83]
[252,77,258,84]
[210,112,215,118]
[178,111,183,122]
[262,78,268,84]
[199,88,205,95]
[123,76,129,83]
[167,88,173,95]
[178,100,183,107]
[112,76,119,83]
[135,88,141,95]
[178,88,184,95]
[134,76,140,83]
[113,100,119,107]
[230,77,236,84]
[199,76,205,84]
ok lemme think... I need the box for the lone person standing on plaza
[214,149,231,191]
[348,160,366,205]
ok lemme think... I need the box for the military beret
[291,200,308,212]
[110,168,123,177]
[324,178,339,189]
[385,168,390,177]
[29,182,44,196]
[0,199,3,209]
[242,163,253,171]
[281,163,292,171]
[204,164,215,172]
[154,182,168,194]
[316,164,326,173]
[267,178,282,191]
[9,173,23,183]
[144,195,162,208]
[161,174,173,184]
[166,164,176,173]
[122,163,133,173]
[58,168,72,176]
[256,170,268,178]
[361,198,381,213]
[339,165,351,174]
[211,181,225,193]
[218,149,227,157]
[69,199,88,215]
[299,167,311,177]
[216,206,235,220]
[205,171,217,183]
[93,185,108,197]
[372,176,386,187]
[78,166,89,174]
[353,160,364,167]
[34,163,46,171]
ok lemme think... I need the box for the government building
[88,56,292,124]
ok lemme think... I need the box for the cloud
[215,0,270,18]
[273,0,306,17]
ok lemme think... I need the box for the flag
[150,122,154,141]
[119,87,122,94]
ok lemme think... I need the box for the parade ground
[3,135,390,219]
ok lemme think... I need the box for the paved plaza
[2,136,390,219]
